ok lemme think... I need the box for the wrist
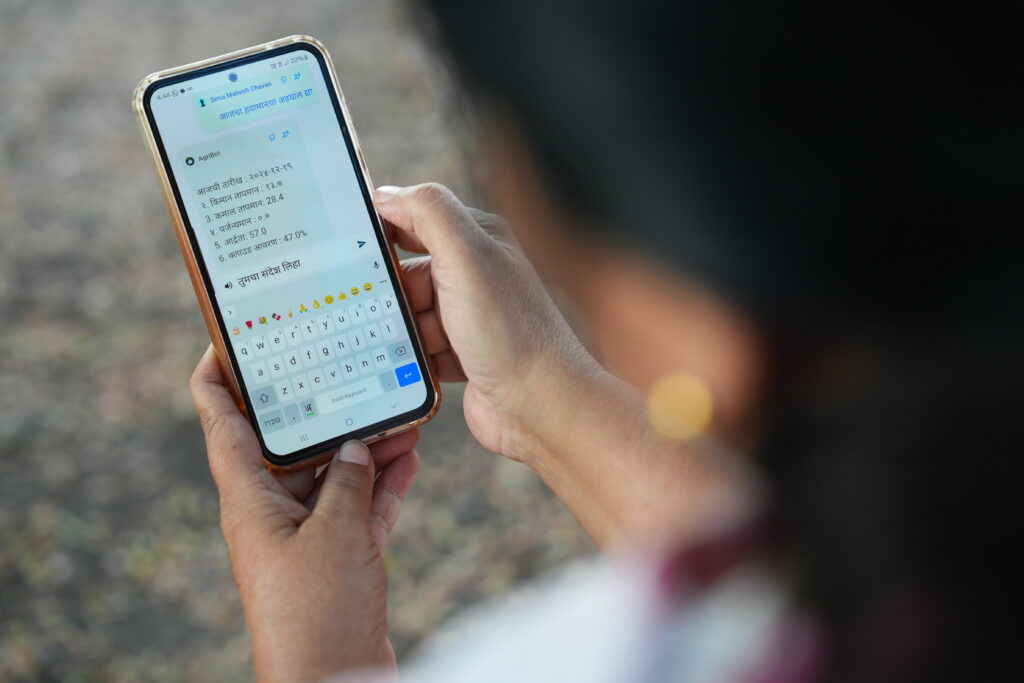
[504,341,610,468]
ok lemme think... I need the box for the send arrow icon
[357,240,366,248]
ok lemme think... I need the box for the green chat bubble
[193,63,321,133]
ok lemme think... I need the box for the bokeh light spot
[647,372,713,440]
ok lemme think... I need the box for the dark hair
[420,1,1022,679]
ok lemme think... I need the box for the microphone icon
[373,261,380,269]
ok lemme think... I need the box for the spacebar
[317,377,383,415]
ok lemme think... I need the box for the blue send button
[395,362,422,387]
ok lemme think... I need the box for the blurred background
[0,1,592,679]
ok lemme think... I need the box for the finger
[189,345,265,488]
[274,466,316,501]
[467,207,512,240]
[374,184,486,262]
[399,256,435,312]
[302,464,330,510]
[432,349,467,383]
[416,308,450,355]
[368,428,420,470]
[311,441,375,525]
[303,430,420,510]
[369,449,420,549]
[389,219,429,254]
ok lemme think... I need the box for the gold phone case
[132,35,440,473]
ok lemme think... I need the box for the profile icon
[228,72,238,82]
[185,156,195,166]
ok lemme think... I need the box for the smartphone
[133,36,440,472]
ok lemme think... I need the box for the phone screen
[144,43,432,462]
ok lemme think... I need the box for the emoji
[232,325,241,335]
[338,291,347,300]
[324,295,334,304]
[299,304,308,313]
[313,299,321,309]
[258,315,267,325]
[272,312,282,321]
[288,309,294,318]
[245,320,253,329]
[350,286,360,296]
[363,282,373,291]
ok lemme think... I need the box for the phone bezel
[138,38,438,468]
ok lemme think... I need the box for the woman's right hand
[377,183,751,549]
[375,183,600,463]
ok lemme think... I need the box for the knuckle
[474,210,512,237]
[197,406,225,438]
[415,181,453,200]
[411,182,457,211]
[400,254,431,273]
[369,509,393,537]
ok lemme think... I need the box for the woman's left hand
[190,345,419,682]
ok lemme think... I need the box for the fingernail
[337,440,370,466]
[374,186,401,203]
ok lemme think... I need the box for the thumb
[313,441,375,524]
[374,183,486,262]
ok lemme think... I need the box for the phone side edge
[310,40,444,437]
[132,73,247,413]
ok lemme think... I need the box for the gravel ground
[0,1,591,679]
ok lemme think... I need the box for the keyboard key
[236,338,254,361]
[395,362,422,387]
[300,345,319,368]
[333,309,351,329]
[258,409,285,433]
[250,361,270,383]
[284,350,302,371]
[301,319,319,341]
[355,353,374,374]
[348,330,366,352]
[283,403,302,426]
[252,334,271,357]
[340,359,358,380]
[309,367,326,391]
[269,328,287,351]
[324,363,343,386]
[366,297,383,319]
[381,294,398,315]
[371,347,391,369]
[316,340,334,361]
[299,398,318,419]
[316,313,335,336]
[250,385,277,408]
[268,356,286,379]
[379,370,398,392]
[332,334,351,356]
[285,323,303,346]
[364,322,382,344]
[349,303,365,324]
[293,373,311,397]
[388,341,411,363]
[274,379,294,401]
[381,318,398,339]
[317,376,383,415]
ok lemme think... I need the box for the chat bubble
[180,117,331,274]
[193,63,320,133]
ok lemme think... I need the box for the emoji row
[231,293,399,335]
